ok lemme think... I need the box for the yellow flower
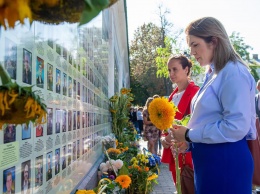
[120,88,129,95]
[76,190,96,194]
[107,148,121,154]
[148,97,178,130]
[115,175,132,189]
[147,173,158,181]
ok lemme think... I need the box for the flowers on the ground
[148,97,178,130]
[106,148,121,159]
[115,175,132,189]
[99,159,124,173]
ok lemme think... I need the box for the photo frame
[22,49,32,84]
[4,38,17,80]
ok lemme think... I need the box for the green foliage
[229,31,252,61]
[249,63,260,82]
[130,23,166,105]
[109,88,134,142]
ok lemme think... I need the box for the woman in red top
[161,55,199,186]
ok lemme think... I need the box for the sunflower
[148,97,178,130]
[115,175,132,189]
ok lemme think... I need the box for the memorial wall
[0,12,116,194]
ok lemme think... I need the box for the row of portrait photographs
[2,136,97,194]
[4,38,100,95]
[46,108,104,135]
[3,111,108,143]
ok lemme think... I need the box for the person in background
[255,80,260,118]
[143,97,160,154]
[137,107,144,136]
[171,17,256,194]
[160,54,199,187]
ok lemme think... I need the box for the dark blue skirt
[191,138,253,194]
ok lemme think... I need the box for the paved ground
[139,139,177,194]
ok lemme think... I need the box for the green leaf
[118,163,129,175]
[180,114,191,126]
[79,0,109,26]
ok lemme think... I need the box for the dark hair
[167,54,193,76]
[185,17,246,73]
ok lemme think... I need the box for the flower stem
[174,143,182,194]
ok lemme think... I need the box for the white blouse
[171,90,185,106]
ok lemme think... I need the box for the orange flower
[115,175,132,189]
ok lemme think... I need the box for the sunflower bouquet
[0,64,47,129]
[148,97,182,194]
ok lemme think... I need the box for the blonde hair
[144,97,153,110]
[185,17,246,73]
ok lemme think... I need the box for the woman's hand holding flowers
[161,134,172,149]
[171,124,188,142]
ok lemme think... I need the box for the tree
[130,23,166,105]
[229,31,252,61]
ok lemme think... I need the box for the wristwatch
[185,128,192,142]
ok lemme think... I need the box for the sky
[126,0,260,57]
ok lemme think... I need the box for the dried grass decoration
[30,0,119,25]
[0,65,47,129]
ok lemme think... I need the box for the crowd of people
[129,16,259,194]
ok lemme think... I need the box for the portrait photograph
[82,138,85,155]
[56,68,61,94]
[77,111,80,129]
[35,155,43,187]
[73,111,76,130]
[36,57,44,88]
[62,145,66,170]
[54,148,60,175]
[47,63,53,91]
[77,139,80,159]
[22,123,31,140]
[36,124,43,137]
[62,109,67,132]
[4,38,17,80]
[63,47,67,60]
[68,76,72,97]
[4,124,16,144]
[68,110,72,131]
[46,152,52,181]
[69,54,72,65]
[56,109,61,134]
[68,144,72,166]
[21,160,31,194]
[85,112,88,128]
[73,141,76,161]
[56,44,61,55]
[47,39,53,48]
[77,82,80,100]
[73,79,76,99]
[82,112,85,128]
[22,49,32,84]
[62,73,67,96]
[3,166,15,194]
[47,108,53,135]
